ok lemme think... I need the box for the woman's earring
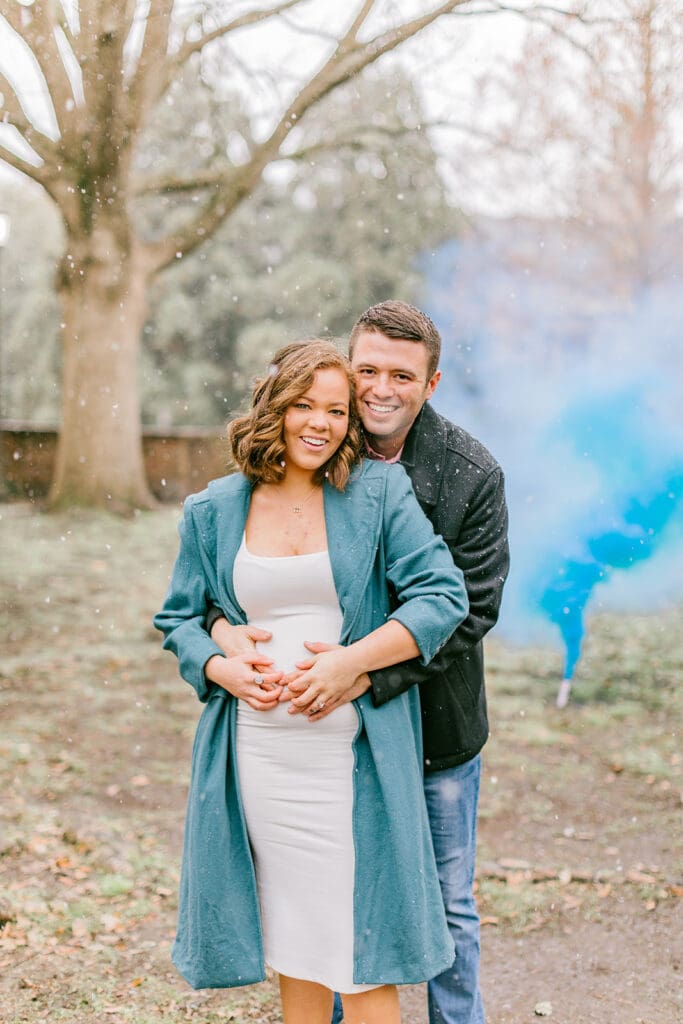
[324,470,329,479]
[280,459,286,468]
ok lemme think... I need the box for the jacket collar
[399,403,447,506]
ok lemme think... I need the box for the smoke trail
[421,234,683,692]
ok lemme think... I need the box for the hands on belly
[207,621,370,718]
[283,642,371,722]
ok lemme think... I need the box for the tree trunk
[48,229,156,511]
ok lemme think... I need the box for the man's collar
[364,438,404,463]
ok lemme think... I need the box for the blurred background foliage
[0,65,458,427]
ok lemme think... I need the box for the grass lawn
[1,501,681,1024]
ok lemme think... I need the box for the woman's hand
[283,642,370,719]
[205,652,284,711]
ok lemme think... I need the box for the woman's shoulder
[352,458,408,482]
[184,473,249,512]
[343,459,411,505]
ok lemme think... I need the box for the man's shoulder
[417,404,502,475]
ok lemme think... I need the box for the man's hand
[210,618,273,656]
[284,641,371,720]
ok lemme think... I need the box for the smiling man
[208,301,509,1024]
[350,310,441,460]
[326,301,509,1024]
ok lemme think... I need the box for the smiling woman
[281,366,350,480]
[154,339,469,1024]
[229,340,362,497]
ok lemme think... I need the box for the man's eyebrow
[356,362,417,375]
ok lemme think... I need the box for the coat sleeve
[381,465,469,665]
[371,464,509,706]
[153,496,227,702]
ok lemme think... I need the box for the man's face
[350,330,441,456]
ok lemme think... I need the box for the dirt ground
[1,502,681,1024]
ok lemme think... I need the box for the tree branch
[144,164,261,272]
[0,71,58,164]
[145,1,471,270]
[0,133,46,183]
[0,133,75,223]
[283,121,424,161]
[0,1,24,36]
[127,0,174,128]
[343,0,376,43]
[134,165,233,195]
[143,0,596,272]
[155,0,309,106]
[13,1,77,137]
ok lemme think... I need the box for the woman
[154,341,468,1024]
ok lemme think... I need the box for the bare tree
[443,0,683,303]
[0,0,577,509]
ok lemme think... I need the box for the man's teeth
[302,437,325,446]
[367,402,395,413]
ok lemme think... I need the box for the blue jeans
[424,755,484,1024]
[331,755,484,1024]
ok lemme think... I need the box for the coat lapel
[401,402,447,509]
[210,475,252,624]
[323,470,383,642]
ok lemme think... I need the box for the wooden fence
[0,421,229,502]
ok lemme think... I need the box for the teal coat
[155,460,469,990]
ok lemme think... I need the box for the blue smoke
[421,235,683,681]
[538,469,683,679]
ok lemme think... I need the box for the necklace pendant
[292,505,302,515]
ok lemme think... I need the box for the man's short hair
[349,300,441,378]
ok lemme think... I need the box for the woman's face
[283,367,351,474]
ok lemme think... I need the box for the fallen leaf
[101,914,122,933]
[626,870,657,885]
[535,1001,553,1016]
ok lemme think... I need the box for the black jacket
[370,402,509,772]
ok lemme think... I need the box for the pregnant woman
[155,340,468,1024]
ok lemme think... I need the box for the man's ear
[425,369,441,401]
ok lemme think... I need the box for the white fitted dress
[233,536,378,993]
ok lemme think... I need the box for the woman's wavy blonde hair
[228,340,363,490]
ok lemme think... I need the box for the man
[209,301,509,1024]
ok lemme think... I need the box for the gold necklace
[289,483,320,515]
